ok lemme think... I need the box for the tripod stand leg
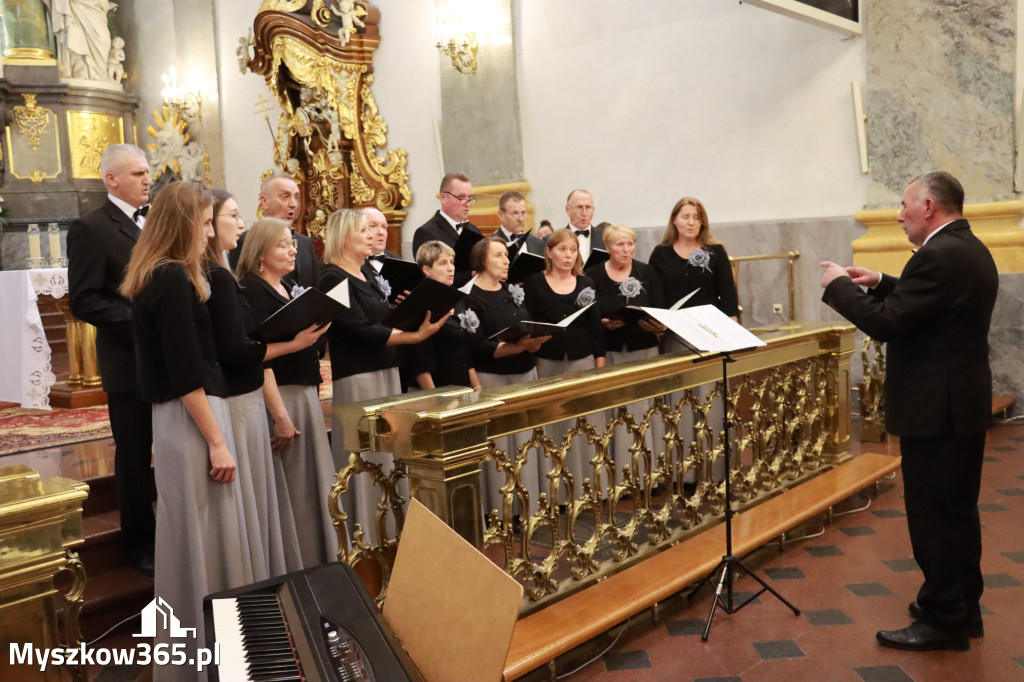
[701,562,730,641]
[730,559,801,615]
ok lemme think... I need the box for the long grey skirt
[227,388,302,578]
[476,368,541,519]
[152,395,254,682]
[274,384,339,568]
[331,368,403,546]
[605,347,668,491]
[534,356,603,508]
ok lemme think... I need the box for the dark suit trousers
[900,433,985,631]
[106,391,156,554]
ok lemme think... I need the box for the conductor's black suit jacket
[822,219,998,437]
[67,199,141,394]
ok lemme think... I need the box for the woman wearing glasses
[238,218,338,568]
[203,191,328,577]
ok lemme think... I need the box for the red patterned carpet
[0,401,112,456]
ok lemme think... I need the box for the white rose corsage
[508,283,525,306]
[576,286,596,307]
[688,248,711,272]
[375,275,392,299]
[458,309,480,334]
[619,276,643,301]
[290,282,307,298]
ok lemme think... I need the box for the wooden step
[502,452,901,681]
[993,395,1015,418]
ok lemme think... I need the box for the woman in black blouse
[204,191,326,577]
[320,208,448,543]
[237,218,337,568]
[523,229,606,504]
[463,237,549,521]
[648,197,736,488]
[586,224,667,480]
[409,240,480,391]
[120,181,253,670]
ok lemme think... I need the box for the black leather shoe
[134,552,155,577]
[908,601,984,638]
[876,621,969,651]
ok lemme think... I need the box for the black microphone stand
[686,352,800,641]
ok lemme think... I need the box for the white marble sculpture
[46,0,119,82]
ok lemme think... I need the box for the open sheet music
[640,304,765,354]
[489,303,594,342]
[253,281,348,342]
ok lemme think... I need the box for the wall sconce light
[436,3,478,75]
[161,66,203,124]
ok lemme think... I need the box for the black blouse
[522,273,606,361]
[319,264,399,380]
[239,274,322,387]
[648,242,739,316]
[205,264,267,396]
[132,263,227,403]
[464,284,537,376]
[586,260,664,353]
[409,304,473,388]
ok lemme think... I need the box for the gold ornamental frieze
[67,111,125,179]
[6,95,62,183]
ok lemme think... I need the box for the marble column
[855,0,1024,274]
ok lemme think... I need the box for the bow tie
[574,229,590,239]
[368,254,385,262]
[456,222,471,232]
[132,204,150,223]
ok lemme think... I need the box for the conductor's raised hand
[844,266,882,288]
[819,261,850,288]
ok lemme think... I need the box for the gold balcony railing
[331,322,854,610]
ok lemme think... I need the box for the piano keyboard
[204,562,419,682]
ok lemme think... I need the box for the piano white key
[211,598,251,682]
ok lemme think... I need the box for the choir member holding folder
[319,208,449,542]
[462,237,550,522]
[523,229,606,508]
[120,181,254,674]
[408,240,480,390]
[586,224,667,476]
[649,197,739,349]
[204,191,328,578]
[237,218,338,567]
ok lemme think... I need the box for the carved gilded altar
[244,0,410,251]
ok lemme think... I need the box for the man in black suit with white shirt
[821,171,998,652]
[495,190,544,256]
[68,143,156,575]
[411,173,482,285]
[562,188,604,262]
[363,207,399,275]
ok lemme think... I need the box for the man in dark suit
[68,143,156,575]
[821,171,998,652]
[495,190,544,256]
[411,172,483,285]
[363,207,399,274]
[561,189,604,263]
[228,173,318,288]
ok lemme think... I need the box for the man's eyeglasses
[442,191,477,205]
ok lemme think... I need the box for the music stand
[685,351,800,640]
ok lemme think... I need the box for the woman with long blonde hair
[121,181,254,680]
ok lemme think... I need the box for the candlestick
[48,223,62,265]
[26,224,44,269]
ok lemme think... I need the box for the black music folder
[507,249,545,284]
[489,303,593,343]
[583,247,609,271]
[253,285,347,343]
[382,278,465,331]
[453,229,485,271]
[379,256,425,303]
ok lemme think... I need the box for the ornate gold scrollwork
[58,549,87,682]
[859,337,887,441]
[248,2,411,248]
[12,94,52,152]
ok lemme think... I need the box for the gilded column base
[399,445,488,549]
[853,200,1024,274]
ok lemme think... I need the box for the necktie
[575,229,590,239]
[132,204,150,223]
